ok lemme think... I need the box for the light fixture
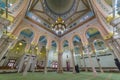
[51,17,67,35]
[35,46,38,50]
[19,42,23,46]
[51,0,67,35]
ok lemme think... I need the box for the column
[91,44,104,73]
[23,55,31,76]
[9,39,18,49]
[71,49,76,73]
[0,38,13,62]
[105,40,119,59]
[30,55,37,72]
[44,49,49,74]
[95,55,104,73]
[113,40,120,54]
[108,40,120,60]
[85,46,97,76]
[82,54,88,72]
[25,43,31,53]
[18,54,27,73]
[57,52,63,73]
[80,46,88,72]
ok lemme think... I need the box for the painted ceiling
[0,0,17,8]
[27,0,94,37]
[45,0,75,15]
[104,0,112,6]
[0,0,104,38]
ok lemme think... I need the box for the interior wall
[47,48,58,67]
[79,51,116,68]
[62,50,73,67]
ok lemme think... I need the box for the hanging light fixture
[52,17,67,34]
[51,0,67,35]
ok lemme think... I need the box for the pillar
[25,44,31,53]
[71,49,76,73]
[57,52,63,73]
[0,38,13,62]
[108,40,120,60]
[80,46,88,72]
[10,39,18,49]
[82,54,88,72]
[91,44,104,73]
[105,40,119,58]
[23,55,31,76]
[84,46,97,76]
[44,49,49,74]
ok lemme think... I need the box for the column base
[57,69,63,73]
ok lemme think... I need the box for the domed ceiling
[27,0,94,37]
[45,0,75,15]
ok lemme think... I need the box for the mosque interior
[0,0,120,80]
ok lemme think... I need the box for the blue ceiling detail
[86,31,100,39]
[73,36,81,45]
[63,40,69,47]
[39,36,47,45]
[20,29,33,38]
[0,0,11,9]
[51,41,57,47]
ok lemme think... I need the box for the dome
[45,0,75,15]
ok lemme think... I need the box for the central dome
[45,0,75,15]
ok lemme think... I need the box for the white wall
[80,52,116,67]
[62,50,73,67]
[47,48,58,67]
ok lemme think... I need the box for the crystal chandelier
[52,17,67,34]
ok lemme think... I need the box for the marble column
[44,49,49,74]
[95,55,104,73]
[105,40,119,59]
[23,55,31,76]
[9,39,18,49]
[71,49,76,73]
[25,44,31,53]
[57,52,63,73]
[108,40,120,60]
[82,54,88,72]
[0,38,13,62]
[80,46,88,72]
[85,46,97,76]
[18,54,27,73]
[91,44,104,73]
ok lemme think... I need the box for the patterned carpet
[0,72,119,80]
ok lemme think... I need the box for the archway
[2,29,34,68]
[36,36,47,69]
[62,40,72,71]
[48,40,58,69]
[85,28,115,72]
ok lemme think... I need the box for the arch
[62,40,69,51]
[39,35,48,46]
[84,27,104,40]
[83,25,108,40]
[93,39,107,51]
[72,35,81,47]
[71,33,81,42]
[85,28,100,39]
[12,24,36,38]
[20,29,34,38]
[8,39,27,58]
[51,40,57,48]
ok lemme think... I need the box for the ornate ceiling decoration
[27,0,93,37]
[43,0,77,20]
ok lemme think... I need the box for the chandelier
[52,17,67,34]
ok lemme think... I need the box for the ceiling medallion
[43,0,77,20]
[51,17,67,35]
